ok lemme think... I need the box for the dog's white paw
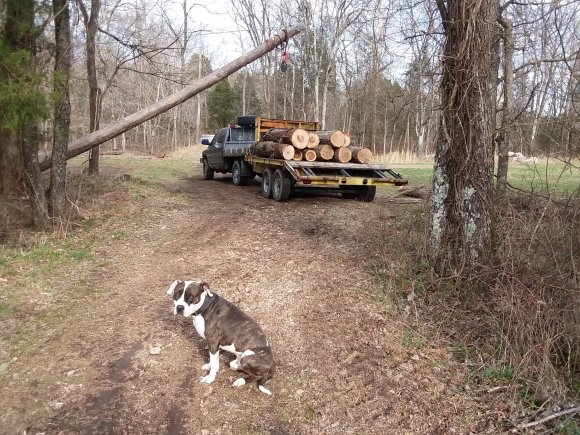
[232,378,246,387]
[201,363,211,371]
[229,360,241,370]
[200,374,215,384]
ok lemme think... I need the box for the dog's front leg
[200,351,219,384]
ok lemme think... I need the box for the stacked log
[348,146,372,164]
[251,127,374,164]
[263,128,309,149]
[303,149,317,162]
[251,141,295,160]
[317,130,351,148]
[307,132,320,149]
[333,147,352,163]
[315,144,334,161]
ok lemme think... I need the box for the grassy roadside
[384,160,580,195]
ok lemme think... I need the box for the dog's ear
[200,282,213,297]
[167,279,180,295]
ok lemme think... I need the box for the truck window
[230,128,243,142]
[213,128,227,148]
[229,128,255,142]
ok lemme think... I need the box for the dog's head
[166,279,213,317]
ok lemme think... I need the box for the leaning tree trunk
[49,0,71,218]
[38,25,305,171]
[430,0,497,272]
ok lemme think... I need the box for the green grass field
[67,150,578,197]
[391,160,579,196]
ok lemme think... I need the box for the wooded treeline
[0,0,577,161]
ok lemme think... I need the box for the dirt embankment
[0,156,505,434]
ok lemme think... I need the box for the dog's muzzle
[176,305,185,315]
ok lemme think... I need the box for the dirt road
[0,155,500,434]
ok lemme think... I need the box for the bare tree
[77,0,102,174]
[429,0,498,272]
[49,0,72,218]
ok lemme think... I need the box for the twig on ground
[516,405,580,429]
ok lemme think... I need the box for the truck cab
[201,124,256,183]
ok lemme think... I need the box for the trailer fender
[241,159,253,177]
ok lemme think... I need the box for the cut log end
[348,146,373,164]
[307,133,320,149]
[318,130,350,148]
[303,149,317,162]
[291,129,309,149]
[293,148,303,161]
[333,147,352,163]
[315,144,334,161]
[251,141,295,160]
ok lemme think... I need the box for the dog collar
[192,293,216,317]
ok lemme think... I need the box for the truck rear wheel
[272,169,291,202]
[232,160,248,186]
[357,186,376,202]
[202,158,214,180]
[261,169,274,198]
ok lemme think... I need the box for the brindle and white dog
[167,279,275,395]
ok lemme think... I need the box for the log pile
[250,127,373,164]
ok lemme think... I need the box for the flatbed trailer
[244,156,407,202]
[200,114,407,202]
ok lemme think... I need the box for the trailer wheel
[202,158,214,180]
[261,169,274,198]
[339,185,357,199]
[232,160,248,186]
[272,169,291,202]
[357,186,376,202]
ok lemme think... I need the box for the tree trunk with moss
[429,0,498,272]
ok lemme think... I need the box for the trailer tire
[202,158,214,180]
[261,169,274,198]
[232,160,248,186]
[339,185,357,199]
[272,169,291,202]
[357,186,376,202]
